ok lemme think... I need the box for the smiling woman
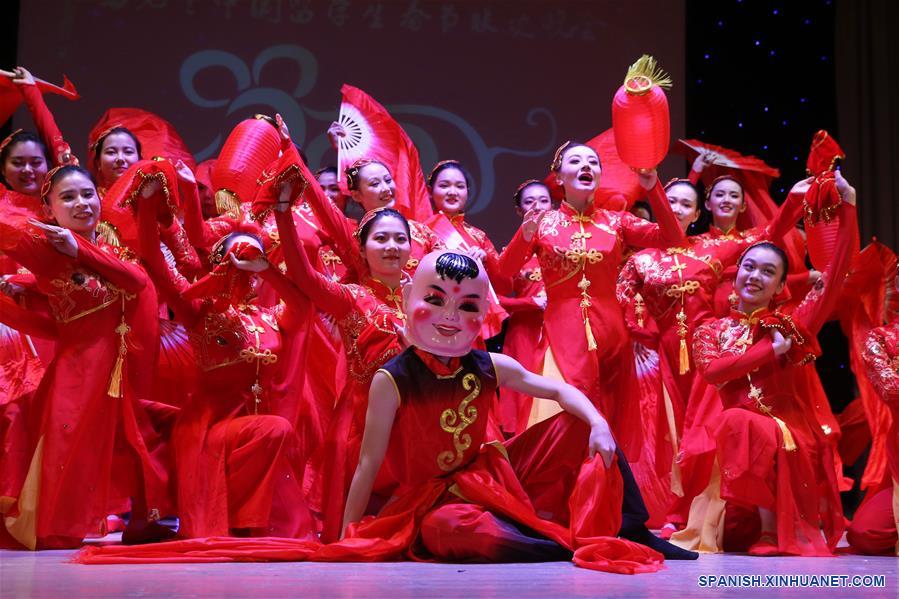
[0,164,172,548]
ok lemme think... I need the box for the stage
[1,547,894,598]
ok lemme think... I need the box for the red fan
[336,84,432,221]
[88,108,195,174]
[612,55,672,171]
[675,139,780,180]
[0,69,79,125]
[212,116,281,216]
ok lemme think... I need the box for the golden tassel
[679,337,690,375]
[584,315,598,351]
[107,295,130,398]
[624,55,673,91]
[634,293,645,328]
[772,416,797,452]
[95,221,121,247]
[215,189,241,218]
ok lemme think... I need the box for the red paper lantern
[612,55,672,171]
[212,116,280,215]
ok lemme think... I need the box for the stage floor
[1,548,895,598]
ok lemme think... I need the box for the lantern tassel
[624,55,673,91]
[95,221,121,247]
[215,189,241,217]
[107,295,130,399]
[772,416,797,452]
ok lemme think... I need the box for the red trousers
[847,487,898,555]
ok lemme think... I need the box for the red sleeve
[863,328,899,405]
[273,208,354,320]
[159,218,205,281]
[693,321,777,386]
[794,204,858,335]
[20,84,73,165]
[762,191,806,244]
[179,178,232,250]
[0,294,57,339]
[497,228,534,281]
[74,236,147,294]
[615,256,658,348]
[688,168,702,186]
[299,161,361,275]
[619,181,686,249]
[136,198,200,326]
[498,294,541,314]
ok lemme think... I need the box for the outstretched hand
[11,66,35,86]
[788,176,814,196]
[275,113,291,144]
[173,160,196,185]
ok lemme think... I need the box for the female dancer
[135,181,314,539]
[687,173,857,555]
[497,180,552,435]
[498,142,684,457]
[286,206,410,541]
[0,165,170,548]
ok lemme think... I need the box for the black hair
[211,230,265,264]
[739,241,789,282]
[316,166,339,178]
[630,200,653,221]
[664,179,701,202]
[435,252,480,283]
[427,160,471,190]
[93,126,143,164]
[1,131,51,188]
[42,165,95,202]
[358,207,410,246]
[345,159,390,191]
[551,141,602,172]
[513,180,550,208]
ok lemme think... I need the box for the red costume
[684,203,856,556]
[0,230,170,549]
[850,322,899,555]
[498,256,548,435]
[75,347,663,574]
[498,181,684,457]
[137,201,314,539]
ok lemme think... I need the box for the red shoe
[748,532,780,556]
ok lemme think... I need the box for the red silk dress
[498,256,548,435]
[849,322,899,555]
[1,232,171,549]
[280,208,406,541]
[75,348,663,574]
[498,182,684,458]
[137,203,315,539]
[688,203,856,556]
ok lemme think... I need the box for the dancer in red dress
[681,173,857,556]
[292,208,410,541]
[498,142,684,457]
[135,180,315,539]
[75,250,696,570]
[1,166,171,549]
[497,180,552,435]
[850,302,899,555]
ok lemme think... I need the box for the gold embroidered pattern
[437,373,481,472]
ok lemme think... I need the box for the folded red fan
[98,159,180,249]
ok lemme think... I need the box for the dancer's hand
[28,219,78,257]
[11,66,35,86]
[588,419,616,468]
[636,168,658,191]
[770,330,792,356]
[789,176,814,196]
[230,253,268,273]
[327,121,347,150]
[834,170,856,206]
[521,208,547,242]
